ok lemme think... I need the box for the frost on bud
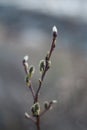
[52,26,57,33]
[29,65,35,78]
[39,60,46,73]
[23,55,29,74]
[23,55,29,63]
[44,101,49,109]
[31,102,40,117]
[52,25,57,37]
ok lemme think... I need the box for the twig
[34,26,57,130]
[34,27,57,103]
[29,83,35,99]
[36,116,40,130]
[23,56,35,100]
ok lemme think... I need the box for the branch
[34,26,57,103]
[29,83,35,99]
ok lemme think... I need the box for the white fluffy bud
[25,112,30,118]
[23,55,29,62]
[52,26,57,33]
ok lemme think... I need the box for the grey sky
[0,0,87,22]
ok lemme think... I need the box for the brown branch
[34,33,57,103]
[36,116,40,130]
[29,83,35,100]
[34,31,57,130]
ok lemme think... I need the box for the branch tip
[52,26,57,33]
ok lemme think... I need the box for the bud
[25,112,30,118]
[31,102,40,117]
[39,60,46,73]
[25,76,31,87]
[52,100,57,104]
[52,26,57,37]
[52,26,57,33]
[44,101,49,109]
[29,65,35,78]
[23,55,29,63]
[34,102,40,110]
[23,55,29,74]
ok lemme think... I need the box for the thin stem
[34,35,57,103]
[29,84,35,99]
[23,61,35,99]
[36,116,40,130]
[48,37,56,59]
[34,35,57,130]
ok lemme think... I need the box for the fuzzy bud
[25,112,30,118]
[52,26,57,37]
[44,101,49,109]
[39,60,46,73]
[23,55,29,74]
[52,100,57,104]
[52,26,57,33]
[25,76,31,87]
[23,55,29,63]
[29,65,35,78]
[31,102,40,117]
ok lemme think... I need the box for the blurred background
[0,0,87,130]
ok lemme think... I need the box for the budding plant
[22,26,57,130]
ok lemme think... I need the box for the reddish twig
[36,116,40,130]
[29,83,35,100]
[34,30,57,103]
[34,27,57,130]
